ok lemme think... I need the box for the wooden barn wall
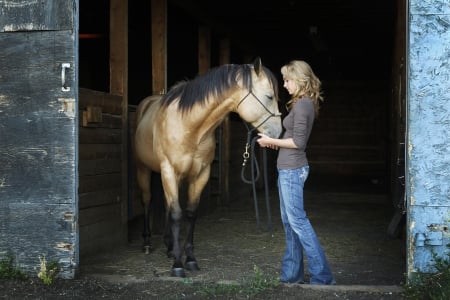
[78,88,127,257]
[0,0,78,278]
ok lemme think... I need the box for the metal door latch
[61,63,71,92]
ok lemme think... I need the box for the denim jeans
[278,166,335,285]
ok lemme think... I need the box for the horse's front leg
[163,210,174,257]
[184,164,211,271]
[168,207,184,276]
[161,164,185,277]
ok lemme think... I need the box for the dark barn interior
[79,0,400,192]
[77,0,406,285]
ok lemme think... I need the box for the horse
[134,57,282,277]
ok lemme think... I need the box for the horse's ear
[253,57,262,76]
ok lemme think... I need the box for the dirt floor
[0,178,407,299]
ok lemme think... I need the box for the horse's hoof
[171,267,186,277]
[185,261,200,271]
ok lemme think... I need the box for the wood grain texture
[0,28,77,278]
[0,0,73,32]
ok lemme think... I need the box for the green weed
[37,255,59,285]
[0,255,27,280]
[405,245,450,300]
[199,265,279,298]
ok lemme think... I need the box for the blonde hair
[281,60,323,117]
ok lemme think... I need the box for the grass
[197,265,279,298]
[405,246,450,300]
[0,255,27,280]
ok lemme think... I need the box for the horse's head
[235,58,282,138]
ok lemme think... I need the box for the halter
[236,90,281,168]
[236,90,282,133]
[236,90,281,234]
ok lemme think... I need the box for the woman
[257,60,335,285]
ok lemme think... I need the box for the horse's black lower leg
[164,214,174,257]
[142,203,152,254]
[184,209,199,271]
[170,211,185,277]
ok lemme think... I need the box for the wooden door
[406,0,450,280]
[0,1,79,278]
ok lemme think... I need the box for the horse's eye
[267,95,273,100]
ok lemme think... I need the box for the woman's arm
[257,133,298,150]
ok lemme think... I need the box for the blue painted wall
[407,0,450,277]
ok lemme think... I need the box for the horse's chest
[168,142,214,176]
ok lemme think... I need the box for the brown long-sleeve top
[277,97,314,169]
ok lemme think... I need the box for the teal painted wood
[407,0,450,277]
[0,1,78,278]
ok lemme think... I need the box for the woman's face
[283,78,296,95]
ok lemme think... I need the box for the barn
[0,0,449,283]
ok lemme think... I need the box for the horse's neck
[191,97,235,141]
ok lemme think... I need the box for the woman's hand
[257,133,279,150]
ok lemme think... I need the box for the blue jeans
[278,166,335,285]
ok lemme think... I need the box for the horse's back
[136,95,162,123]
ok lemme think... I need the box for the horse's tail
[136,95,163,123]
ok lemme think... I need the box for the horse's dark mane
[161,63,278,113]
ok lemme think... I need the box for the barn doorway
[78,0,406,286]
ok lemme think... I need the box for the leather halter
[236,91,281,133]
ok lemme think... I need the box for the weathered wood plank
[81,112,122,129]
[79,188,122,209]
[0,29,77,279]
[78,158,122,176]
[79,127,122,144]
[79,144,122,160]
[78,173,122,194]
[0,202,76,276]
[79,202,121,226]
[0,1,73,32]
[79,88,123,115]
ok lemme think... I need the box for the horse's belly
[135,143,159,171]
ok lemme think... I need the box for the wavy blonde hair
[281,60,323,117]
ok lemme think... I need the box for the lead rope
[241,128,273,234]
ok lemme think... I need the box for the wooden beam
[148,0,168,233]
[198,27,211,74]
[110,0,128,96]
[109,0,129,235]
[151,0,167,94]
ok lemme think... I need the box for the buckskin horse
[134,58,282,277]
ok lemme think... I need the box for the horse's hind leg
[136,164,152,254]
